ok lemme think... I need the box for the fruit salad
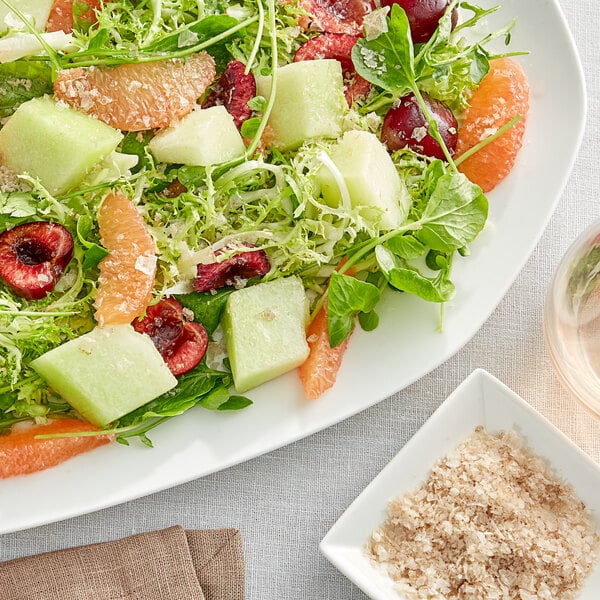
[0,0,529,467]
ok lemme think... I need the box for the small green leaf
[198,386,230,410]
[425,249,449,271]
[119,131,154,174]
[86,27,111,51]
[376,245,455,302]
[247,96,267,111]
[240,117,261,139]
[416,173,488,252]
[358,310,379,332]
[143,15,241,70]
[469,47,490,84]
[176,289,233,336]
[0,61,53,120]
[83,245,109,270]
[352,4,415,93]
[217,395,253,411]
[387,234,425,260]
[177,165,207,189]
[327,272,381,347]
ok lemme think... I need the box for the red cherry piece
[0,222,74,300]
[133,297,208,376]
[380,92,457,159]
[380,0,457,44]
[194,249,270,293]
[202,60,256,130]
[294,33,371,105]
[165,321,209,377]
[299,0,374,35]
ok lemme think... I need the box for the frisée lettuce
[0,0,523,444]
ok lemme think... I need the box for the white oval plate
[0,0,586,533]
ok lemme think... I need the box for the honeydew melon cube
[255,60,347,151]
[31,325,177,427]
[148,105,246,166]
[0,0,53,33]
[223,276,309,393]
[316,130,411,230]
[0,96,122,195]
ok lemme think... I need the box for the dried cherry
[194,248,270,293]
[202,60,256,130]
[299,0,374,35]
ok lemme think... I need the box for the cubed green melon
[223,276,309,393]
[255,60,347,151]
[31,325,177,426]
[0,0,54,32]
[316,130,411,230]
[149,105,246,166]
[0,96,122,195]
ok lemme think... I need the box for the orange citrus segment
[456,57,530,193]
[0,419,111,479]
[46,0,101,33]
[298,302,351,400]
[94,191,156,326]
[53,52,216,131]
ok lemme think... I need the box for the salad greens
[0,0,519,443]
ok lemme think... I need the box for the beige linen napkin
[0,526,244,600]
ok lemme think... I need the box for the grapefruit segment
[0,418,111,479]
[46,0,101,33]
[456,57,529,193]
[54,52,216,131]
[298,301,351,400]
[94,192,156,326]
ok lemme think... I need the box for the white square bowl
[320,369,600,599]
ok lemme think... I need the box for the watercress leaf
[86,27,111,51]
[218,395,253,411]
[469,46,490,85]
[177,165,207,189]
[176,289,233,336]
[387,234,426,260]
[416,172,488,252]
[198,385,230,410]
[119,131,154,174]
[114,364,230,428]
[76,215,93,246]
[425,249,449,271]
[83,244,109,270]
[247,96,267,111]
[351,4,415,93]
[240,117,261,139]
[358,309,379,332]
[143,15,241,69]
[328,311,355,349]
[328,272,380,347]
[376,245,455,302]
[0,61,53,120]
[144,15,240,52]
[328,272,381,315]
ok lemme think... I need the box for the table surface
[2,1,600,598]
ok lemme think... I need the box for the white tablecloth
[2,1,599,598]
